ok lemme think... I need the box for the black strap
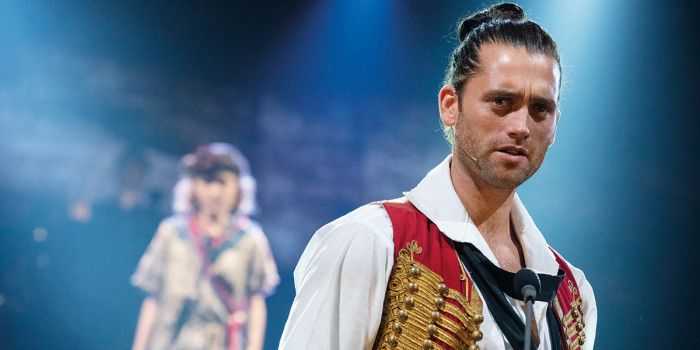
[454,242,565,350]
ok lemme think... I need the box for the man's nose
[506,106,530,141]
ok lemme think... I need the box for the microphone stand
[515,268,540,350]
[523,292,534,350]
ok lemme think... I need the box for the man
[280,3,596,350]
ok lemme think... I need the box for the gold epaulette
[374,241,484,350]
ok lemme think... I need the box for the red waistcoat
[373,200,586,350]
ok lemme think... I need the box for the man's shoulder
[301,200,400,256]
[293,200,398,287]
[547,246,583,272]
[546,245,593,294]
[320,200,394,234]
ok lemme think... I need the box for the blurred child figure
[131,143,279,350]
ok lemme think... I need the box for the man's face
[446,43,560,190]
[192,170,240,216]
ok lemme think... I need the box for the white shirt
[279,155,597,350]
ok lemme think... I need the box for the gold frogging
[373,240,484,350]
[553,280,586,350]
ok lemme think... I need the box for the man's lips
[497,146,527,157]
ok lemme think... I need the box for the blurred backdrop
[1,0,698,348]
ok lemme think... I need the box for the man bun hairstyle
[442,2,561,144]
[457,3,525,41]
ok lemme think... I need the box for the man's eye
[494,98,505,105]
[535,104,548,113]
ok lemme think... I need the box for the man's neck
[449,156,516,240]
[450,155,528,272]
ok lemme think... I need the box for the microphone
[457,142,479,164]
[514,268,541,350]
[514,268,541,302]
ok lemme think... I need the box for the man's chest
[487,241,525,273]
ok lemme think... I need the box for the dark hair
[445,3,562,92]
[174,143,258,216]
[442,3,561,143]
[183,144,241,181]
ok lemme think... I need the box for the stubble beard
[455,124,547,190]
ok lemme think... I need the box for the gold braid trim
[373,240,484,350]
[435,311,478,347]
[443,289,481,331]
[552,281,587,350]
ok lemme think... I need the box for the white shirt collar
[404,155,559,275]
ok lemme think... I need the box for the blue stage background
[1,0,698,348]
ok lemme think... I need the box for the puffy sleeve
[245,225,280,297]
[569,263,597,350]
[279,204,395,350]
[131,219,173,296]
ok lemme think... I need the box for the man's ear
[439,85,459,127]
[548,109,561,147]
